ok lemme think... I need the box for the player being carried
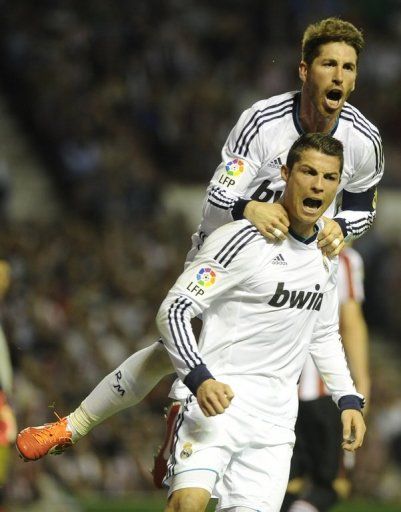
[158,133,366,512]
[16,17,382,462]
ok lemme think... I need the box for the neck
[288,217,315,239]
[280,197,316,239]
[299,90,338,133]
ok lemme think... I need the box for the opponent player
[158,133,366,512]
[16,17,382,461]
[281,246,369,512]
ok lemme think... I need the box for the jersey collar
[288,224,319,245]
[292,91,340,136]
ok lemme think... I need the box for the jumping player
[16,17,382,462]
[159,133,366,512]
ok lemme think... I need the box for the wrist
[184,364,215,395]
[243,200,257,220]
[232,199,251,221]
[333,217,347,238]
[338,394,365,413]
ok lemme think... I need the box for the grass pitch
[82,496,401,512]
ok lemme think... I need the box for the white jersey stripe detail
[207,187,236,210]
[210,187,236,205]
[234,98,294,155]
[214,225,258,267]
[168,297,202,369]
[241,107,294,157]
[223,230,259,267]
[340,109,383,177]
[342,104,381,137]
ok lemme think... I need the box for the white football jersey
[298,246,365,401]
[195,91,383,249]
[157,220,359,429]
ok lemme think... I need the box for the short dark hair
[286,133,344,174]
[302,17,364,65]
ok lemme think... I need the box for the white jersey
[298,247,365,401]
[195,91,383,251]
[157,220,359,430]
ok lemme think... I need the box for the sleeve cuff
[183,364,215,395]
[232,199,251,221]
[333,217,347,238]
[338,394,365,413]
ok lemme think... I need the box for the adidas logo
[271,253,287,265]
[268,157,283,169]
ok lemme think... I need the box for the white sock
[67,341,172,440]
[288,500,319,512]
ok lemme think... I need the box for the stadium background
[0,1,400,511]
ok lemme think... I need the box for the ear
[281,165,290,183]
[299,61,308,83]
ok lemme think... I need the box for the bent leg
[165,488,211,512]
[69,341,174,439]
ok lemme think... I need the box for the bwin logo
[268,282,323,311]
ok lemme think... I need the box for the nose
[311,175,324,192]
[332,66,343,85]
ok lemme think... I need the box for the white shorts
[164,396,295,512]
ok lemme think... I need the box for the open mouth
[303,197,322,211]
[325,89,343,109]
[326,89,342,101]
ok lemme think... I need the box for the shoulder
[339,102,382,145]
[248,91,297,114]
[202,220,265,266]
[231,91,297,157]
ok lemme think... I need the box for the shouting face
[281,148,342,238]
[299,41,357,121]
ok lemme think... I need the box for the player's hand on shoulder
[244,201,289,241]
[318,217,345,258]
[196,379,234,417]
[341,409,366,452]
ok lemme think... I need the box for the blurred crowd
[0,0,401,219]
[2,215,192,508]
[0,0,399,509]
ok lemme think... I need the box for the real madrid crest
[180,442,193,459]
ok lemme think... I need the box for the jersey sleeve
[201,104,267,233]
[156,222,262,394]
[309,273,363,407]
[334,128,383,241]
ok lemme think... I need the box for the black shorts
[289,395,342,485]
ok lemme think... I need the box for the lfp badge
[225,159,244,177]
[196,267,216,287]
[186,267,216,296]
